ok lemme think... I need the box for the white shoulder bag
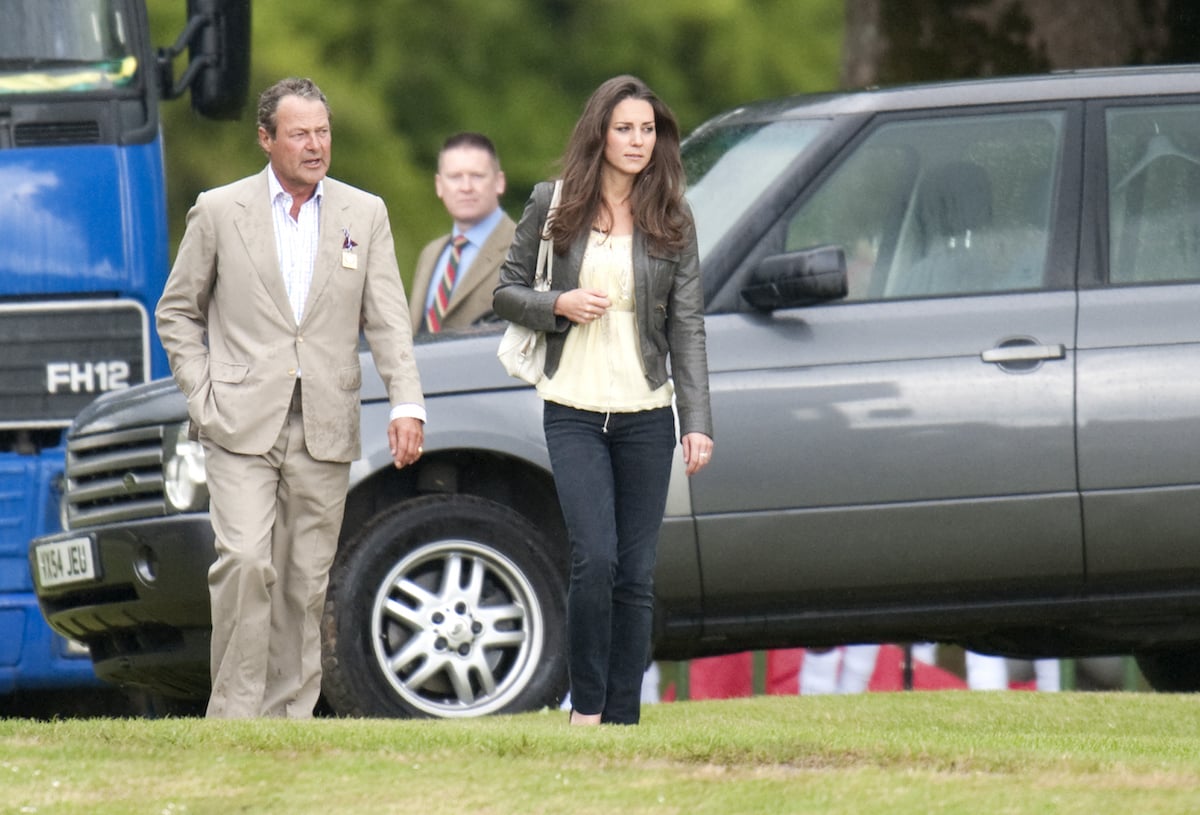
[497,180,562,384]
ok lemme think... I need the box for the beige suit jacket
[156,168,424,463]
[409,212,516,333]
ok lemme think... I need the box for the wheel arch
[340,448,568,576]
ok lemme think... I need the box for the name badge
[341,228,359,269]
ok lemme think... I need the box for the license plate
[36,537,97,588]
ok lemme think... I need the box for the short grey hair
[256,77,330,137]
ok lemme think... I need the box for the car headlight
[163,422,209,512]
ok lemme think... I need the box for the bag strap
[534,179,562,289]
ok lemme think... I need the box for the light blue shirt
[422,207,505,315]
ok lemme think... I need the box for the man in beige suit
[156,78,424,719]
[410,132,515,333]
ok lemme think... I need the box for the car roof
[699,65,1200,127]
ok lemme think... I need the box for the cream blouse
[537,230,674,413]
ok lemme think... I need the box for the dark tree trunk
[842,0,1200,89]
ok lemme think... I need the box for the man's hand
[388,417,424,468]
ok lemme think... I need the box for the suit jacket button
[288,368,297,376]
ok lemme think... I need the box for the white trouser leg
[965,652,1009,690]
[799,648,842,695]
[1034,659,1061,692]
[640,662,662,704]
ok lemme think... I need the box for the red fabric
[680,646,969,700]
[864,645,967,691]
[686,653,755,699]
[765,648,803,694]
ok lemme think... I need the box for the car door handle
[980,343,1066,364]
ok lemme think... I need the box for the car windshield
[0,0,137,94]
[684,117,827,259]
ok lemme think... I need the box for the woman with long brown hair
[494,75,713,725]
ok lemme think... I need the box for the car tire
[321,493,568,718]
[1135,647,1200,692]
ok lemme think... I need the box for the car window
[1107,104,1200,284]
[786,111,1065,301]
[684,119,826,260]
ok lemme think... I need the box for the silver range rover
[31,65,1200,716]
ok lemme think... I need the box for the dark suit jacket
[156,168,424,462]
[409,212,516,333]
[493,181,713,439]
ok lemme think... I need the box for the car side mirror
[740,245,848,312]
[157,0,251,120]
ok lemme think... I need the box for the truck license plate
[36,537,97,588]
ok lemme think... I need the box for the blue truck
[0,0,248,710]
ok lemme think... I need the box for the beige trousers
[201,399,350,718]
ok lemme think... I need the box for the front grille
[14,120,101,147]
[0,300,148,428]
[65,424,167,528]
[0,458,35,557]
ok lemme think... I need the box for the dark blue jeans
[543,401,676,724]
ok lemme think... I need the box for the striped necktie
[426,234,467,333]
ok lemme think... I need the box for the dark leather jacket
[494,181,713,439]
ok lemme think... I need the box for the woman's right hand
[555,288,612,325]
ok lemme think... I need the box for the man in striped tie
[409,132,516,334]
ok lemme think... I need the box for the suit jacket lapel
[303,182,349,329]
[235,169,296,329]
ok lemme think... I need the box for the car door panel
[1078,291,1200,584]
[695,294,1078,611]
[1076,100,1200,587]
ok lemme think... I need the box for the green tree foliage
[147,0,842,281]
[842,0,1200,87]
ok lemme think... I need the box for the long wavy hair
[548,75,689,255]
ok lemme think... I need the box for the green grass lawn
[1,691,1197,814]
